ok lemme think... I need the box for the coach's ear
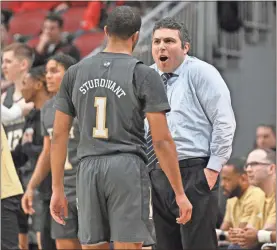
[104,25,109,37]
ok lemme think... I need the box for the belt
[155,157,209,170]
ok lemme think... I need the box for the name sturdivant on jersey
[79,78,126,98]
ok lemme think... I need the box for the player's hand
[175,194,192,225]
[21,188,35,215]
[203,168,219,190]
[50,189,68,225]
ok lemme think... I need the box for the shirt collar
[156,55,190,77]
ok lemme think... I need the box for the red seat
[73,32,105,58]
[27,36,40,48]
[62,6,87,33]
[70,1,88,7]
[9,9,47,37]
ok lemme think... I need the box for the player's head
[104,6,141,51]
[45,53,76,93]
[2,42,34,82]
[245,148,276,187]
[22,66,48,104]
[221,158,248,198]
[152,17,190,73]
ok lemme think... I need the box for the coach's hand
[204,168,219,190]
[50,189,68,225]
[176,194,193,225]
[22,188,35,215]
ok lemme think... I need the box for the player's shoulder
[41,97,55,113]
[135,62,159,80]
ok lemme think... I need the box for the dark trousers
[40,200,57,250]
[1,195,21,250]
[150,157,219,250]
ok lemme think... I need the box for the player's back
[72,52,147,162]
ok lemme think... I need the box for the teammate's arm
[22,136,51,214]
[51,110,73,190]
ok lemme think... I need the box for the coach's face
[152,28,186,73]
[221,165,244,198]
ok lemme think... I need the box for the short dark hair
[3,42,34,67]
[106,6,141,40]
[47,53,77,70]
[45,13,63,28]
[28,66,47,90]
[226,157,246,174]
[257,124,276,136]
[152,17,191,48]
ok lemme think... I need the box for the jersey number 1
[93,97,108,138]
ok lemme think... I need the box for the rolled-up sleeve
[195,64,236,172]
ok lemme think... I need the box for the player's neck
[34,92,50,109]
[13,74,25,95]
[104,40,132,55]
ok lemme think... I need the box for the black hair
[47,53,77,70]
[45,13,63,28]
[226,157,247,174]
[152,17,191,48]
[106,6,141,40]
[28,66,47,90]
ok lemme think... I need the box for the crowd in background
[1,2,276,250]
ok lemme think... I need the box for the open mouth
[159,56,168,62]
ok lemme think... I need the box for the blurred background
[1,1,276,250]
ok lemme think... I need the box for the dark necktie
[146,73,173,169]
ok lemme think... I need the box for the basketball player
[2,42,34,249]
[50,6,192,250]
[21,54,80,250]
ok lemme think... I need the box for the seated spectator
[232,149,276,249]
[2,1,68,14]
[33,13,80,67]
[255,125,276,151]
[217,158,264,243]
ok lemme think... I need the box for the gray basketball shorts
[76,153,155,246]
[51,200,78,239]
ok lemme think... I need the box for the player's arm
[22,135,51,214]
[146,112,185,196]
[51,110,73,191]
[27,136,51,190]
[138,66,192,224]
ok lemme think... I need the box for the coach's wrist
[52,184,64,193]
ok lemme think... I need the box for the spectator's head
[152,17,190,73]
[105,6,141,52]
[22,66,48,106]
[2,43,34,82]
[255,125,276,150]
[245,148,276,187]
[42,13,63,43]
[221,158,248,198]
[45,53,76,93]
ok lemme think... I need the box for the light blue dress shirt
[150,56,236,172]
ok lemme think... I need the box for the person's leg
[180,162,219,250]
[149,169,183,250]
[1,196,21,250]
[51,200,81,249]
[107,154,155,249]
[82,242,110,249]
[40,200,57,250]
[17,206,29,250]
[77,157,110,247]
